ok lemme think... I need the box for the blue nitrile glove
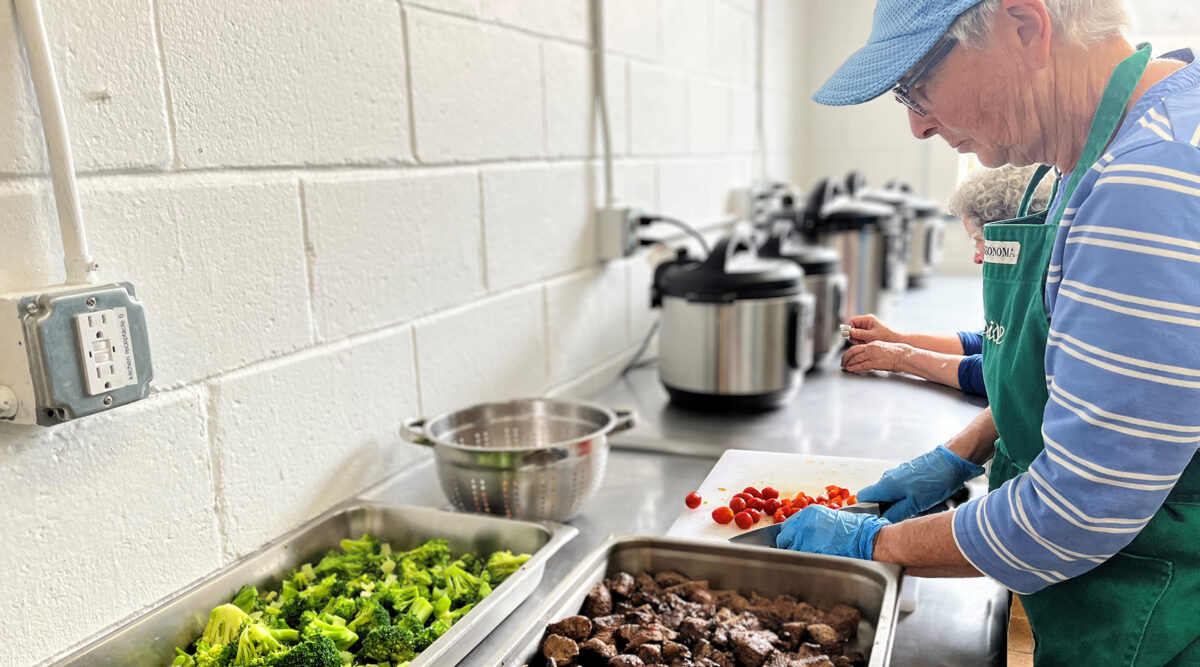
[775,505,890,560]
[857,445,985,523]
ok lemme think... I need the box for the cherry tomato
[747,509,762,522]
[825,485,842,495]
[784,506,799,518]
[828,499,842,509]
[773,509,788,524]
[761,486,779,500]
[793,497,808,510]
[778,497,792,509]
[712,506,735,525]
[685,492,702,509]
[730,497,747,513]
[816,494,828,504]
[734,511,754,530]
[764,498,781,515]
[748,497,765,511]
[743,486,763,498]
[847,494,857,505]
[840,488,851,501]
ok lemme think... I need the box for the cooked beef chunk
[550,615,594,641]
[627,625,677,648]
[823,605,860,640]
[805,624,841,649]
[583,637,620,660]
[595,614,624,630]
[611,571,637,598]
[730,629,776,667]
[839,651,866,667]
[664,580,709,597]
[795,657,835,667]
[791,603,824,625]
[544,634,580,664]
[662,641,691,661]
[689,588,716,606]
[625,604,658,626]
[585,582,614,616]
[636,572,662,593]
[655,571,690,588]
[609,655,646,667]
[633,643,663,664]
[795,643,825,658]
[679,616,712,644]
[778,622,808,650]
[660,607,686,630]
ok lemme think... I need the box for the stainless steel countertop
[364,276,1008,667]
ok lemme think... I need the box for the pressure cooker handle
[703,230,758,273]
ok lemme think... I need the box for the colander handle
[611,408,637,435]
[399,417,433,446]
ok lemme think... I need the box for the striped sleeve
[953,140,1200,594]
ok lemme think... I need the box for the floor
[1008,596,1035,666]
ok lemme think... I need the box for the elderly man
[776,1,1200,664]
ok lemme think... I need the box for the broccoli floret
[172,647,197,667]
[231,585,260,614]
[304,613,359,651]
[441,564,481,603]
[347,599,391,635]
[485,551,530,583]
[382,584,426,616]
[267,635,342,667]
[476,579,492,602]
[407,598,434,626]
[313,550,364,579]
[340,534,381,556]
[320,596,358,621]
[397,559,434,588]
[395,539,450,569]
[359,625,420,664]
[193,641,236,667]
[234,623,286,665]
[201,604,251,648]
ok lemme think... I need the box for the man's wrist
[870,523,896,562]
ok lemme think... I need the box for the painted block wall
[0,0,808,663]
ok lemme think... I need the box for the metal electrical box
[0,282,153,425]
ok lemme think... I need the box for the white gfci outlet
[0,282,153,425]
[74,307,138,395]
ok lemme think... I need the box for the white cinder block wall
[0,0,808,663]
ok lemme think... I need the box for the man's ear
[998,0,1052,69]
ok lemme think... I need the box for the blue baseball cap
[813,0,987,106]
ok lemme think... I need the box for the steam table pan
[487,535,901,667]
[46,502,577,666]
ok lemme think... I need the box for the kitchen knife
[726,502,882,548]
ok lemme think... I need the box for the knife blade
[726,502,882,548]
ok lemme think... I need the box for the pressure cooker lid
[658,234,803,303]
[759,227,842,275]
[817,195,895,229]
[884,180,941,215]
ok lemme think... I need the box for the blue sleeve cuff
[957,354,987,397]
[958,331,984,355]
[952,494,1056,595]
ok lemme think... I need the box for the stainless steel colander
[400,398,635,522]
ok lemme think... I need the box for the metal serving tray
[47,503,577,666]
[488,535,901,667]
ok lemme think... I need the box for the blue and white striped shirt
[953,50,1200,594]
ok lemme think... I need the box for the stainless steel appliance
[884,180,946,287]
[759,222,848,369]
[486,535,902,667]
[49,504,576,667]
[802,178,902,321]
[651,232,815,410]
[401,398,634,522]
[846,171,912,295]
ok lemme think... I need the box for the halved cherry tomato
[816,494,828,504]
[778,497,792,509]
[747,508,762,522]
[825,485,842,495]
[784,506,799,518]
[828,499,842,509]
[847,494,857,505]
[793,497,808,510]
[730,497,747,513]
[839,488,851,501]
[712,506,735,525]
[764,498,782,515]
[685,492,702,509]
[761,487,779,500]
[743,486,763,499]
[773,509,788,524]
[734,511,754,529]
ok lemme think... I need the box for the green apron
[981,44,1200,666]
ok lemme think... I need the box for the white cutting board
[666,449,899,542]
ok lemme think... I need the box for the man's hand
[857,446,985,522]
[841,341,911,373]
[846,314,901,345]
[776,505,891,560]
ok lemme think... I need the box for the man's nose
[909,108,939,139]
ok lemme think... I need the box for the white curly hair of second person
[947,0,1130,48]
[948,165,1055,229]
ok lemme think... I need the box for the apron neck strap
[1017,164,1056,217]
[1055,43,1152,210]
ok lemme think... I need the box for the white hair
[947,0,1130,48]
[948,165,1055,229]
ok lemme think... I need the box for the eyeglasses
[892,38,958,117]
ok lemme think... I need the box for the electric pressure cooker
[651,232,815,411]
[758,222,847,369]
[884,180,946,287]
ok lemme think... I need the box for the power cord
[620,319,660,376]
[639,215,712,255]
